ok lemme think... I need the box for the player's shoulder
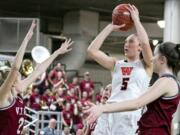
[0,96,16,110]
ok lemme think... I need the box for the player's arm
[0,20,36,99]
[86,78,178,123]
[87,24,125,70]
[20,39,73,92]
[102,78,172,112]
[127,4,153,75]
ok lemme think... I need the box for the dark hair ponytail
[159,42,180,75]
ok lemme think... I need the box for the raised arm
[0,20,36,98]
[20,39,73,91]
[86,77,178,124]
[87,24,125,70]
[127,4,153,74]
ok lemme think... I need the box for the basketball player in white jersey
[87,4,153,135]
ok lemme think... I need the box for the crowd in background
[22,63,107,134]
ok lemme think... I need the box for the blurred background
[0,0,180,135]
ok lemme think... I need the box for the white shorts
[92,111,141,135]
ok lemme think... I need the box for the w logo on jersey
[121,67,133,76]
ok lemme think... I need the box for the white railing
[24,107,62,135]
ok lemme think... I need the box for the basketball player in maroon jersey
[85,42,180,135]
[0,20,73,135]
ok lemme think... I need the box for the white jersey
[108,59,150,102]
[93,60,151,135]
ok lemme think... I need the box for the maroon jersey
[138,74,180,135]
[0,96,25,135]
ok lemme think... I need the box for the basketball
[112,4,134,31]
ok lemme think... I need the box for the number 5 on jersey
[121,67,133,90]
[121,78,130,90]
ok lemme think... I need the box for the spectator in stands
[76,84,112,135]
[48,63,65,88]
[51,97,64,112]
[56,87,66,98]
[69,77,81,99]
[72,103,82,132]
[62,102,73,129]
[80,72,94,100]
[66,88,78,105]
[53,79,64,91]
[29,88,41,111]
[45,89,56,106]
[40,118,61,135]
[62,126,71,135]
[33,72,50,95]
[41,89,56,111]
[95,86,104,104]
[79,91,89,107]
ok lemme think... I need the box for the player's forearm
[12,23,35,70]
[87,24,113,52]
[134,19,149,46]
[12,40,30,69]
[134,19,153,66]
[102,100,138,113]
[35,51,59,75]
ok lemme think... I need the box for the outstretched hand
[83,102,103,124]
[126,4,140,22]
[57,38,74,54]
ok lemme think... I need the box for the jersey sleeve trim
[0,98,16,110]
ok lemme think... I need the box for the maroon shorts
[138,128,169,135]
